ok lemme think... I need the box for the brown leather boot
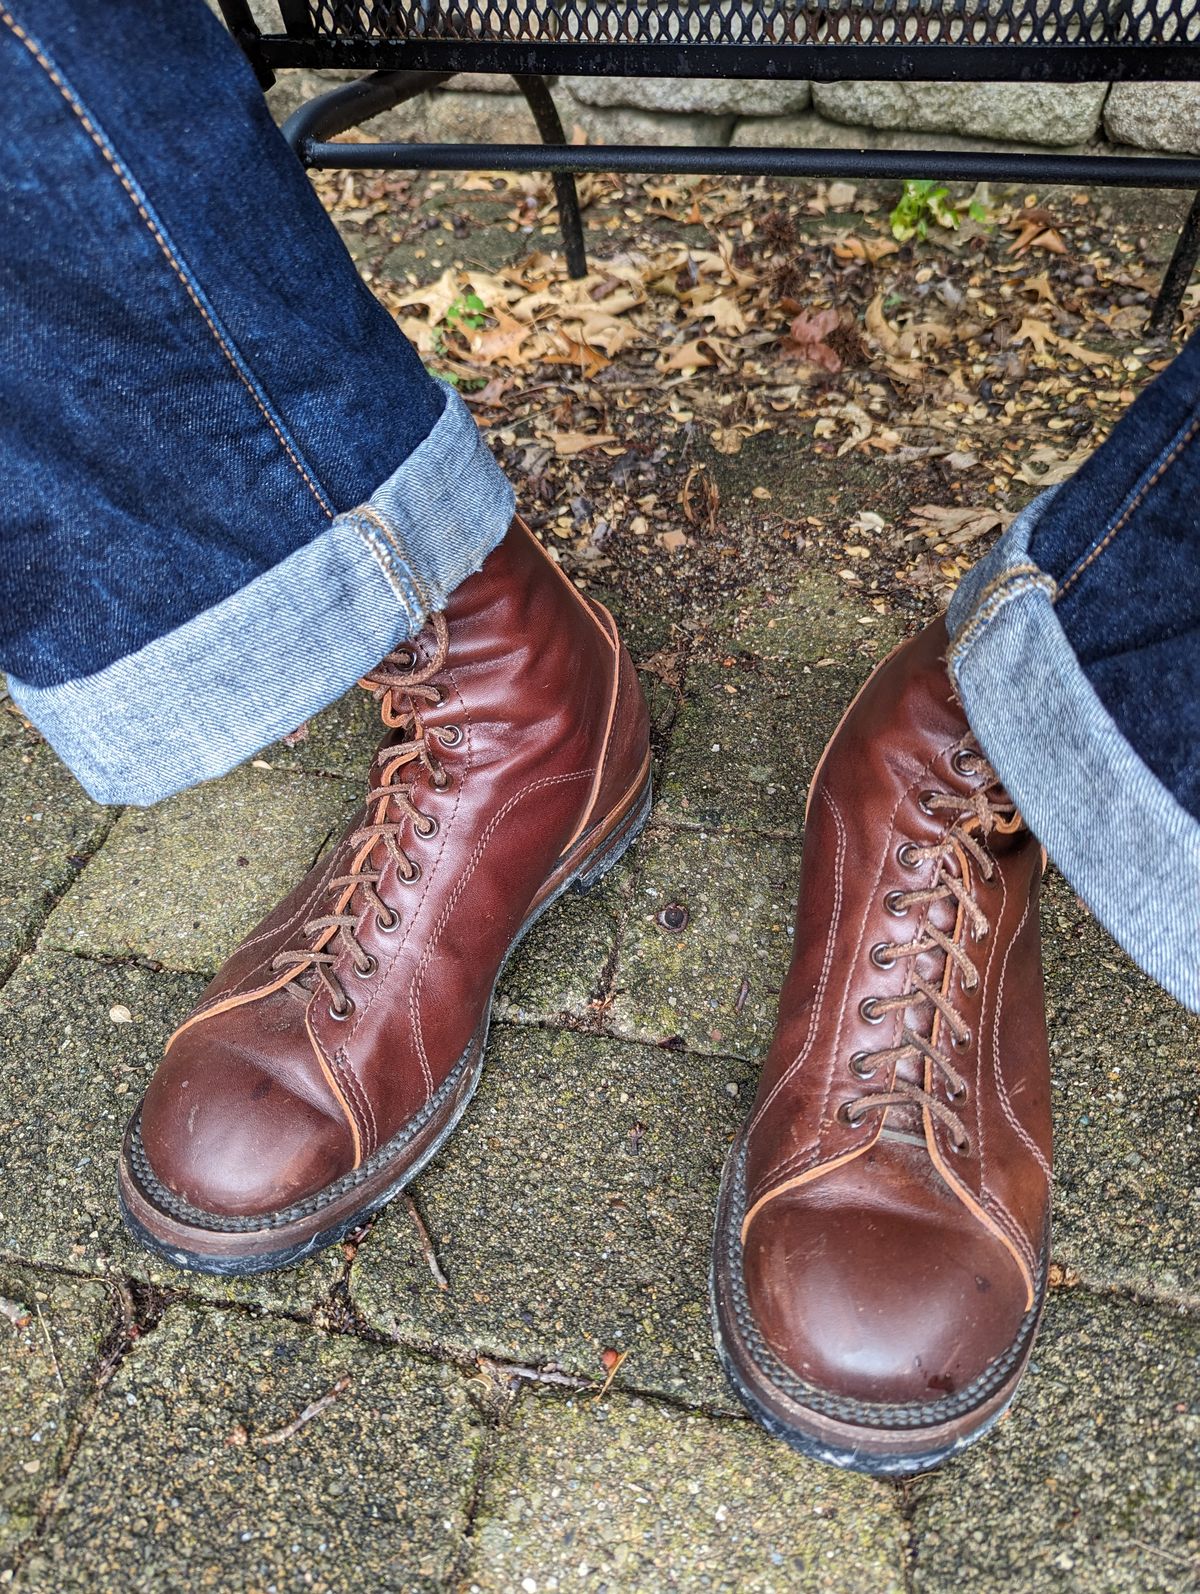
[119,517,651,1274]
[711,619,1051,1475]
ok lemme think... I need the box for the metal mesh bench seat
[219,0,1200,328]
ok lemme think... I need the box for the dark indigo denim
[1027,329,1200,818]
[0,0,447,689]
[946,336,1200,1011]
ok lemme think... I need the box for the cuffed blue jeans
[0,0,514,805]
[1,6,1195,1015]
[948,331,1200,1014]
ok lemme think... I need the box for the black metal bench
[218,1,1200,331]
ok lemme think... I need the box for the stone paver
[0,1264,115,1571]
[263,684,384,779]
[0,954,341,1314]
[719,561,897,665]
[465,1390,907,1593]
[22,1304,482,1592]
[0,716,113,980]
[1042,872,1200,1307]
[350,1026,751,1408]
[608,825,799,1057]
[657,659,866,836]
[910,1291,1200,1593]
[495,857,633,1027]
[41,763,359,974]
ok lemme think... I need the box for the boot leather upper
[739,619,1052,1412]
[137,519,649,1220]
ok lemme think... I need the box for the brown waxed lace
[842,740,1024,1156]
[270,613,457,1017]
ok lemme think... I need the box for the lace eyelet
[952,749,978,778]
[951,1027,972,1051]
[400,861,423,885]
[952,1135,972,1156]
[376,908,401,933]
[415,814,439,839]
[438,724,464,748]
[838,1100,869,1129]
[870,943,896,971]
[897,842,921,869]
[918,790,938,816]
[431,771,452,793]
[947,1081,969,1104]
[353,955,377,980]
[884,890,911,918]
[328,998,354,1022]
[860,997,885,1025]
[973,922,990,943]
[849,1051,878,1079]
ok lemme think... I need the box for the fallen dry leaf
[552,430,619,456]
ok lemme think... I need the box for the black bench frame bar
[219,2,1200,334]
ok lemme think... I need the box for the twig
[403,1193,449,1290]
[484,1359,592,1391]
[255,1375,352,1446]
[34,1297,64,1391]
[592,1350,629,1401]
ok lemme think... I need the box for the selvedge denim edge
[8,387,515,807]
[946,494,1200,1014]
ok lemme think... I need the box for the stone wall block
[814,81,1108,146]
[567,100,735,147]
[566,74,810,117]
[1105,83,1200,154]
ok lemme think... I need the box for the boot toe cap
[742,1192,1034,1412]
[135,1021,356,1222]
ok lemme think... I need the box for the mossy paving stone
[909,1291,1200,1594]
[0,720,113,981]
[263,685,386,780]
[495,856,634,1028]
[657,658,868,836]
[0,1263,117,1572]
[40,764,359,976]
[1040,871,1200,1306]
[349,1026,753,1409]
[0,954,341,1314]
[463,1390,907,1593]
[607,825,799,1058]
[22,1304,482,1593]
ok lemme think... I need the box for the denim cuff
[9,387,515,806]
[946,493,1200,1014]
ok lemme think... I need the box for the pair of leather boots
[119,517,1050,1476]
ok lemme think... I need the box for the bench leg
[1148,191,1200,338]
[512,75,589,279]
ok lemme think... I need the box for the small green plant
[890,180,988,243]
[444,290,487,333]
[426,290,488,388]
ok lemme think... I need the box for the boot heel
[570,777,653,894]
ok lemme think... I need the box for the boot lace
[269,614,459,1018]
[839,740,1024,1156]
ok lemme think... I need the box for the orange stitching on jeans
[1058,409,1200,597]
[1,8,334,520]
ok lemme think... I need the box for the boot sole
[118,762,653,1277]
[710,1137,1048,1477]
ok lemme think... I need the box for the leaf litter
[314,161,1188,654]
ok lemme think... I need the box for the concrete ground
[1,178,1198,1592]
